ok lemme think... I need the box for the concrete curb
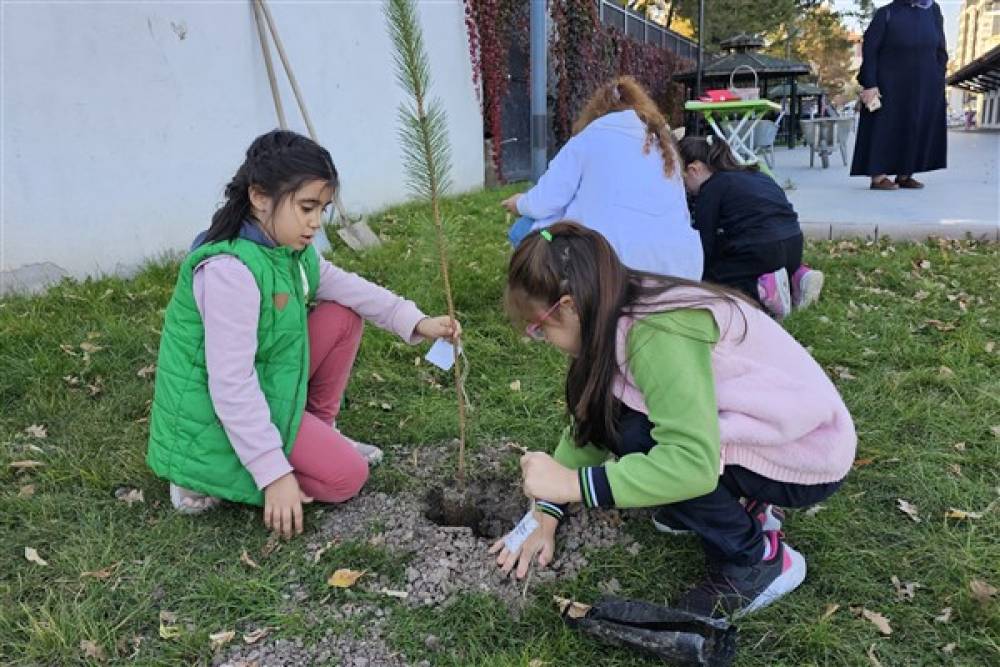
[799,221,999,242]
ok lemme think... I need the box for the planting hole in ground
[423,480,524,539]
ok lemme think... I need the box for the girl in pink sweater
[491,222,855,618]
[152,130,459,538]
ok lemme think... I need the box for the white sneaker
[351,440,384,466]
[169,483,221,515]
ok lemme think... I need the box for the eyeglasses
[525,301,561,341]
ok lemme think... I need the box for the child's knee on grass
[294,447,369,503]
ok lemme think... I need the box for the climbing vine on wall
[462,0,524,181]
[463,0,690,177]
[550,0,689,145]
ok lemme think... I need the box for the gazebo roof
[674,32,811,83]
[947,43,1000,92]
[768,82,825,98]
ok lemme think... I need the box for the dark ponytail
[506,222,749,450]
[202,129,338,244]
[678,136,757,173]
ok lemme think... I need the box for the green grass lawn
[2,186,998,666]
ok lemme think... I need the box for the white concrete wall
[1,0,483,289]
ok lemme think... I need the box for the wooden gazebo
[674,33,812,146]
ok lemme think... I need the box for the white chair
[753,120,779,169]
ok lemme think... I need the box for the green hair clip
[540,230,553,242]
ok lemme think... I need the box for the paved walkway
[772,129,999,241]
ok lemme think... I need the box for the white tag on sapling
[424,339,459,372]
[503,510,540,553]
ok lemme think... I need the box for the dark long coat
[851,0,948,177]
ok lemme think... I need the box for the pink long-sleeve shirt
[192,250,426,490]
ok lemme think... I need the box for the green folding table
[685,99,782,177]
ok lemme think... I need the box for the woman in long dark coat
[851,0,948,190]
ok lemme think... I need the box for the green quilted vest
[147,237,320,506]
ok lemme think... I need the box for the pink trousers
[287,301,369,503]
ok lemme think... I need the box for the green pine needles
[384,0,469,483]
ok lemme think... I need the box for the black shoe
[675,534,806,618]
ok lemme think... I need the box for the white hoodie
[517,110,703,280]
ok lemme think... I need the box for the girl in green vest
[148,130,460,538]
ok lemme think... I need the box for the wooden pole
[252,0,287,129]
[257,0,318,140]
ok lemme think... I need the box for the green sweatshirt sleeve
[552,425,610,469]
[578,309,722,509]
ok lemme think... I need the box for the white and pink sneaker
[757,268,792,320]
[791,265,825,310]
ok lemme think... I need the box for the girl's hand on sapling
[416,316,462,342]
[520,452,582,504]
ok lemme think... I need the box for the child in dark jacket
[678,136,824,319]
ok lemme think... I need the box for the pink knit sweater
[613,290,857,485]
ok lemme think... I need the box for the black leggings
[704,234,804,305]
[616,404,843,566]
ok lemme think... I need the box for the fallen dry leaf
[378,587,409,599]
[528,660,549,667]
[243,627,271,644]
[944,508,983,520]
[953,441,966,451]
[948,463,963,477]
[553,595,592,619]
[79,341,104,354]
[986,341,996,354]
[240,550,259,570]
[934,607,952,624]
[938,366,955,379]
[861,608,892,635]
[853,458,875,469]
[328,568,365,588]
[24,424,47,439]
[80,639,107,662]
[81,561,122,580]
[509,379,522,392]
[114,487,144,506]
[137,364,157,379]
[969,579,998,605]
[924,319,957,332]
[311,539,339,564]
[896,499,921,523]
[379,402,392,411]
[913,290,930,301]
[261,534,281,558]
[820,603,840,621]
[991,425,1000,439]
[18,484,35,498]
[63,375,81,386]
[832,366,856,381]
[867,643,883,667]
[890,575,921,601]
[804,504,826,517]
[917,259,931,270]
[158,610,181,640]
[209,630,236,650]
[942,642,957,654]
[9,460,45,470]
[24,547,48,566]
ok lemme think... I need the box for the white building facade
[1,1,483,293]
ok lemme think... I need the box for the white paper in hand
[424,339,458,372]
[503,510,540,553]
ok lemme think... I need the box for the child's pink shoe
[791,265,824,310]
[757,268,791,319]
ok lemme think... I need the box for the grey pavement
[772,129,999,241]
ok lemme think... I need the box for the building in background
[1,2,483,293]
[950,0,1000,126]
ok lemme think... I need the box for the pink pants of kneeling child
[287,301,370,503]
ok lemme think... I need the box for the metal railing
[597,0,699,62]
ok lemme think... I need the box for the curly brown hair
[572,75,678,178]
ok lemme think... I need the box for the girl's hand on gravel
[488,512,558,579]
[263,473,313,539]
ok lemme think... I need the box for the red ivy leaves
[463,1,691,178]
